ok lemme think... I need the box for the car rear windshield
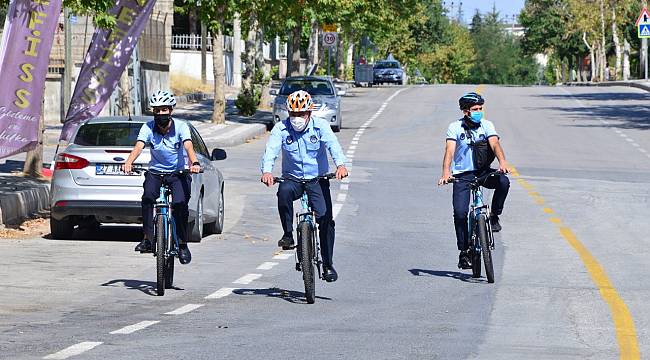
[73,123,143,146]
[279,79,334,96]
[374,62,400,69]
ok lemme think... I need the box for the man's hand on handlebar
[190,163,201,174]
[335,165,348,180]
[122,162,133,174]
[261,172,274,187]
[497,160,511,174]
[438,171,454,186]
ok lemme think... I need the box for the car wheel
[51,217,74,239]
[332,125,340,132]
[189,194,204,242]
[205,189,224,235]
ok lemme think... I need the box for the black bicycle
[149,169,200,296]
[449,172,502,283]
[269,173,337,304]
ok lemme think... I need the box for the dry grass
[170,73,213,95]
[0,218,49,239]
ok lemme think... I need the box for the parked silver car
[49,116,227,242]
[270,76,345,132]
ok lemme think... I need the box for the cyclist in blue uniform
[438,92,510,269]
[260,90,348,282]
[123,90,201,265]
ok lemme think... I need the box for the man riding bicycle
[260,90,348,282]
[123,90,201,265]
[437,92,510,269]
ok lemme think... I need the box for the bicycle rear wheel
[156,215,167,296]
[298,221,315,304]
[478,215,495,283]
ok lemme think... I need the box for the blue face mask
[469,111,483,123]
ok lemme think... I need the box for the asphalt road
[1,84,650,359]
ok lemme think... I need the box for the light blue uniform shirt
[446,118,499,175]
[137,119,192,172]
[261,117,347,179]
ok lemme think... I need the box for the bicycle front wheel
[156,215,167,296]
[298,221,315,304]
[478,215,494,283]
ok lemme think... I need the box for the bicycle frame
[467,180,494,251]
[153,185,179,257]
[296,191,322,279]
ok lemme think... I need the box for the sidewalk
[1,96,273,228]
[565,79,650,92]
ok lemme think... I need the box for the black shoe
[490,214,502,232]
[322,265,338,282]
[458,251,472,269]
[278,234,294,250]
[135,239,152,253]
[179,244,191,265]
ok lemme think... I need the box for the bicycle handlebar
[445,170,507,185]
[265,172,339,185]
[147,168,205,176]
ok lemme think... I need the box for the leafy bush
[235,87,261,117]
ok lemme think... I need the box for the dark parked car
[373,60,405,85]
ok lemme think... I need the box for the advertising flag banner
[61,0,155,142]
[0,0,63,159]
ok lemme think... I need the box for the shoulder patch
[286,136,294,145]
[309,135,318,143]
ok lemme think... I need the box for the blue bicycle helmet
[458,92,485,110]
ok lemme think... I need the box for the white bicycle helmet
[149,90,177,108]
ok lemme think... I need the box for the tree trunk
[242,12,257,91]
[290,23,302,76]
[23,113,44,178]
[258,28,273,111]
[612,7,621,80]
[583,32,596,82]
[576,55,583,82]
[599,0,606,82]
[119,69,130,116]
[211,26,226,124]
[623,37,630,81]
[337,33,345,79]
[307,18,319,73]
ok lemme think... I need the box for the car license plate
[95,164,142,176]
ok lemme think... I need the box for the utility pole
[62,8,72,123]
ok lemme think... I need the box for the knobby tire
[478,215,495,283]
[156,215,166,296]
[299,221,315,304]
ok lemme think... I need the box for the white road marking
[44,342,103,359]
[347,154,355,159]
[165,304,204,315]
[632,143,640,147]
[110,321,159,335]
[336,193,347,202]
[233,274,262,285]
[614,129,622,133]
[205,287,236,299]
[333,203,343,219]
[639,148,647,153]
[625,138,634,142]
[620,133,628,137]
[273,252,293,260]
[256,262,279,270]
[349,145,357,150]
[351,140,359,145]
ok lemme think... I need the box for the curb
[0,175,50,226]
[204,123,268,148]
[565,80,650,92]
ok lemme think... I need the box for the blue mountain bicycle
[271,173,336,304]
[149,169,200,296]
[450,172,501,283]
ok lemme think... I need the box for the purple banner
[61,0,155,141]
[0,0,63,159]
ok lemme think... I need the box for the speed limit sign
[323,32,338,47]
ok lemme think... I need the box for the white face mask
[290,116,308,132]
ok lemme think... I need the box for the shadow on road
[408,268,486,283]
[233,287,332,304]
[45,225,143,242]
[101,279,184,296]
[533,92,650,131]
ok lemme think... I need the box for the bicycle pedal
[295,263,301,271]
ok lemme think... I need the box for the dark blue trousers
[452,169,509,251]
[142,172,192,244]
[277,178,335,267]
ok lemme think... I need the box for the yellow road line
[511,168,640,359]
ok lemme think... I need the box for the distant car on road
[270,76,345,132]
[373,60,405,85]
[49,116,227,242]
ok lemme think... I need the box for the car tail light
[54,153,89,170]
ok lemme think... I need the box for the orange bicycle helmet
[286,90,315,112]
